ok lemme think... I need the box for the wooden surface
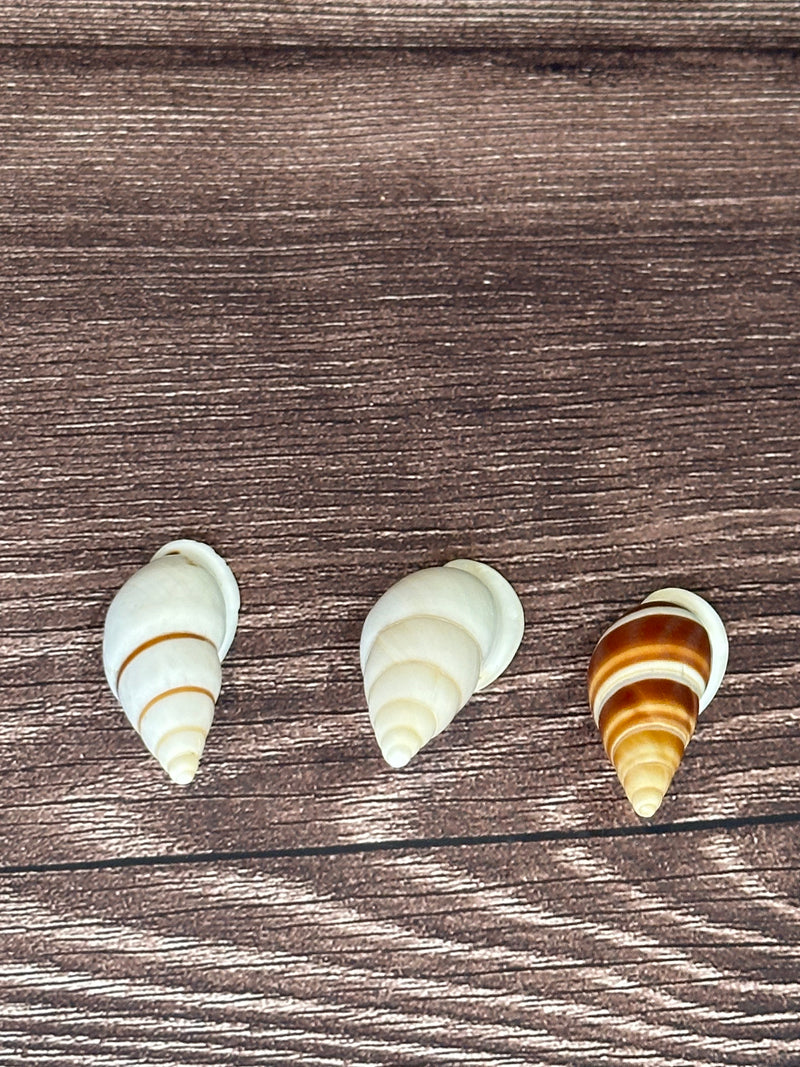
[2,2,800,49]
[1,5,799,1063]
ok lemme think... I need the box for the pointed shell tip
[630,790,663,819]
[166,753,200,785]
[382,746,414,769]
[377,724,422,769]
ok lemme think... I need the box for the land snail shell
[360,559,525,768]
[587,587,728,819]
[103,540,240,785]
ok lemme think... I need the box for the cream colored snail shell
[587,587,728,819]
[360,559,524,768]
[103,539,240,785]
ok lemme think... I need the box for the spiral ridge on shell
[587,589,727,819]
[360,560,524,768]
[103,540,240,785]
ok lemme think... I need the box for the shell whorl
[588,588,728,819]
[103,540,240,785]
[360,560,524,768]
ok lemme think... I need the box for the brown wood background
[1,3,799,1063]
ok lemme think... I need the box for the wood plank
[1,822,799,1064]
[1,2,800,50]
[0,48,798,865]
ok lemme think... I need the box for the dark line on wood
[5,810,800,877]
[0,44,798,71]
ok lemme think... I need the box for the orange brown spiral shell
[588,597,716,819]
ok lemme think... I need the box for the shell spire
[587,587,728,818]
[360,559,524,768]
[103,540,240,784]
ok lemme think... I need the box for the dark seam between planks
[5,809,800,877]
[0,44,798,70]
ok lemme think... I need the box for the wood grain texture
[2,823,800,1065]
[0,22,799,1065]
[1,47,798,868]
[1,2,800,49]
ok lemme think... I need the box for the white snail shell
[587,587,728,818]
[360,560,524,768]
[103,540,240,785]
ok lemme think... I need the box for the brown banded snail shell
[587,587,728,818]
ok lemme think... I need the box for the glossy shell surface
[103,539,240,785]
[588,588,728,818]
[360,559,524,768]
